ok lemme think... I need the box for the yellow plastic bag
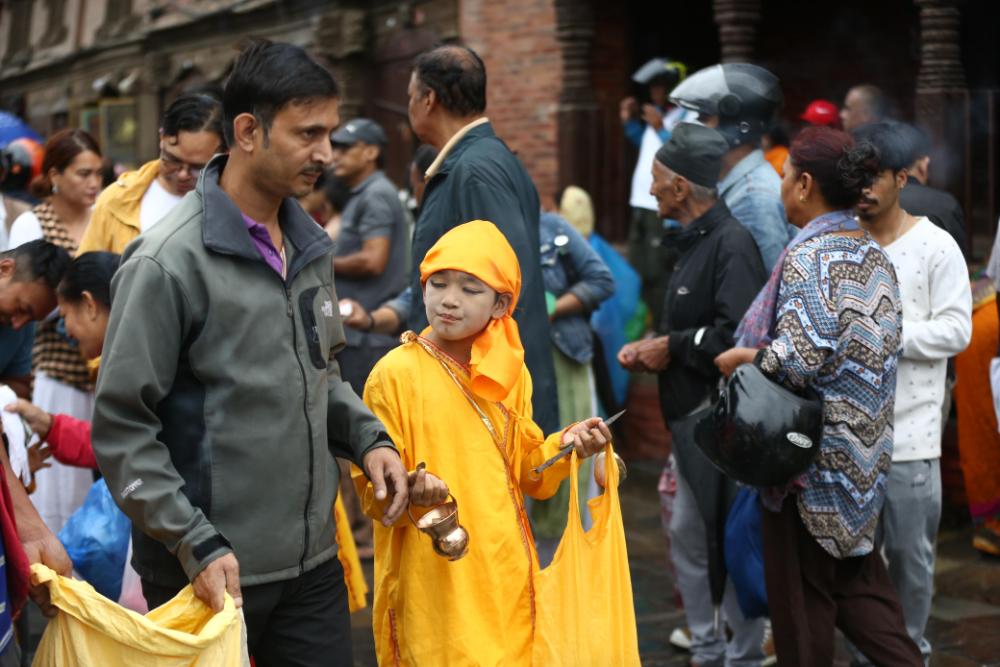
[334,494,369,612]
[532,447,641,666]
[31,564,249,667]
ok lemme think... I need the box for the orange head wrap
[419,220,524,403]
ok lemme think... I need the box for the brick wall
[459,0,561,205]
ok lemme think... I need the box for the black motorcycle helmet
[694,362,822,487]
[669,63,782,149]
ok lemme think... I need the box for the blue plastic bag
[724,487,769,618]
[57,478,131,600]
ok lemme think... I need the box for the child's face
[424,270,510,342]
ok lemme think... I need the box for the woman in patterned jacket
[715,127,922,666]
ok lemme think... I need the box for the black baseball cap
[331,118,387,147]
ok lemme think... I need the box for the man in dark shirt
[897,122,968,256]
[619,123,767,667]
[330,118,409,395]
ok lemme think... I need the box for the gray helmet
[669,63,783,149]
[694,363,822,487]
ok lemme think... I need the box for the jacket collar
[718,148,766,197]
[198,154,334,281]
[424,117,492,180]
[103,159,162,230]
[674,200,732,252]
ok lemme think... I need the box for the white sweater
[886,217,972,461]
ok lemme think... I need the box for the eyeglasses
[160,149,206,177]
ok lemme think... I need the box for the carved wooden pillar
[712,0,761,63]
[554,0,599,210]
[913,0,970,247]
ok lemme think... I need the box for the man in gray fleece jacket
[91,40,408,665]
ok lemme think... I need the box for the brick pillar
[913,0,970,240]
[554,0,599,205]
[712,0,761,63]
[461,0,561,203]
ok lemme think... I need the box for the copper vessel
[409,495,470,561]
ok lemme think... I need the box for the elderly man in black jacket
[619,123,767,666]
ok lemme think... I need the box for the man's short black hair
[1,240,71,288]
[223,39,339,147]
[413,45,487,117]
[851,122,911,173]
[162,93,226,148]
[895,122,932,166]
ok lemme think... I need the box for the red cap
[800,100,840,127]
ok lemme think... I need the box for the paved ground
[349,461,1000,666]
[23,460,1000,665]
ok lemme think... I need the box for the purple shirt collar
[241,213,285,277]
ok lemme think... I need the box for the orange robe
[353,333,572,666]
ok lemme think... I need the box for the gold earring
[799,195,806,203]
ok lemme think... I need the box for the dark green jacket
[92,156,395,588]
[410,121,559,432]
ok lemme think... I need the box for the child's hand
[408,467,450,507]
[562,417,612,460]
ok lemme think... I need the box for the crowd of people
[0,37,998,667]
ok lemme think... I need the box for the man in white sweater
[852,122,972,665]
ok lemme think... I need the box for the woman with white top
[8,128,103,533]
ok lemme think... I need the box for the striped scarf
[735,209,860,348]
[32,202,92,390]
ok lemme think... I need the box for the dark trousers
[142,557,353,667]
[762,497,923,666]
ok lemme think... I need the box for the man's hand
[28,442,52,474]
[408,467,449,507]
[339,299,371,330]
[562,417,613,459]
[714,347,759,378]
[635,336,670,372]
[642,103,664,130]
[363,447,409,526]
[619,96,638,123]
[617,340,645,372]
[193,552,241,613]
[617,337,670,373]
[5,399,53,440]
[23,530,72,618]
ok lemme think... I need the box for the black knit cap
[654,122,729,188]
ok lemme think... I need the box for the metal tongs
[533,409,626,475]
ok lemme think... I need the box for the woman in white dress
[8,128,103,533]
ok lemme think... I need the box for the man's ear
[0,258,14,279]
[896,168,909,189]
[673,175,688,202]
[422,87,437,114]
[493,292,512,318]
[363,144,380,164]
[232,113,260,153]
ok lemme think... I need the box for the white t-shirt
[0,196,9,251]
[7,210,44,247]
[886,216,972,461]
[629,106,696,211]
[139,178,183,232]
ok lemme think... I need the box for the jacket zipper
[284,282,316,573]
